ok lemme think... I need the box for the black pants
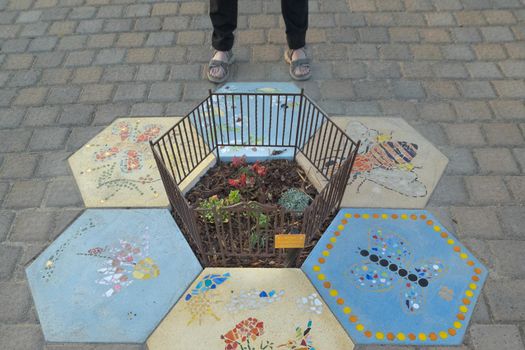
[210,0,308,51]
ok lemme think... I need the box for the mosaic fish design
[226,289,285,312]
[347,227,446,313]
[343,121,427,197]
[185,272,231,301]
[78,235,159,297]
[185,272,231,325]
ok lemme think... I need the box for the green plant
[198,190,242,223]
[278,188,312,212]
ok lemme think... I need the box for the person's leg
[209,0,237,81]
[281,0,310,79]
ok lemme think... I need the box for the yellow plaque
[275,234,306,249]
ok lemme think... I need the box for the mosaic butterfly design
[185,272,231,301]
[277,320,315,350]
[348,227,446,313]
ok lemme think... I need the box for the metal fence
[150,89,360,267]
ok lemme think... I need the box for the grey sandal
[284,48,311,81]
[207,50,234,84]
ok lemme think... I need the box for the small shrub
[278,188,311,212]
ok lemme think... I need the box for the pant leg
[210,0,238,51]
[281,0,308,49]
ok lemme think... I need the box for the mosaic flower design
[78,234,159,297]
[221,317,268,350]
[277,320,315,350]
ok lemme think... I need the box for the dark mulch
[180,159,330,268]
[185,159,318,206]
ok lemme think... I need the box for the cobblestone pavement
[0,0,524,349]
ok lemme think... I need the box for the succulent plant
[278,188,311,212]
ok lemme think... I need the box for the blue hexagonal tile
[302,208,487,346]
[26,209,202,343]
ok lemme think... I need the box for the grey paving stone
[392,80,425,99]
[129,103,164,117]
[411,122,448,146]
[96,5,124,18]
[1,38,30,53]
[0,89,17,107]
[148,82,182,102]
[379,100,418,119]
[419,102,456,122]
[64,50,94,67]
[28,127,69,151]
[319,80,354,100]
[473,148,519,174]
[76,19,103,34]
[114,83,147,101]
[135,17,162,31]
[343,101,382,116]
[7,70,40,87]
[51,208,82,240]
[465,176,511,204]
[92,103,129,125]
[27,36,57,52]
[483,123,524,145]
[45,177,82,207]
[23,106,59,126]
[36,151,72,177]
[101,65,135,82]
[480,26,515,42]
[441,147,477,175]
[353,80,392,99]
[491,100,525,120]
[0,129,32,152]
[79,83,114,103]
[450,206,503,239]
[124,4,150,17]
[458,81,496,98]
[451,27,482,43]
[0,182,8,205]
[66,126,103,151]
[0,211,14,242]
[145,31,175,47]
[428,176,469,205]
[498,206,525,237]
[103,18,132,32]
[94,48,125,65]
[444,123,485,146]
[33,51,65,68]
[10,210,55,242]
[493,80,525,99]
[69,6,96,20]
[57,35,87,51]
[58,104,94,125]
[169,64,203,81]
[163,16,189,31]
[513,148,525,172]
[0,282,31,322]
[0,245,21,280]
[46,85,80,105]
[0,325,44,350]
[0,154,38,179]
[0,108,25,128]
[499,60,525,78]
[453,101,493,120]
[469,324,524,350]
[489,240,525,279]
[466,62,502,79]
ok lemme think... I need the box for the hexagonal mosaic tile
[147,268,354,350]
[69,117,180,207]
[26,209,202,343]
[302,208,487,346]
[297,117,448,208]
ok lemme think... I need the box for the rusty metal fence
[150,89,360,267]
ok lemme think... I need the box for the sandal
[284,48,311,81]
[207,50,235,84]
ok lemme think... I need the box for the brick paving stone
[45,177,82,207]
[465,175,511,204]
[86,33,115,48]
[0,282,32,322]
[94,48,125,65]
[59,104,94,125]
[512,148,525,171]
[0,245,21,280]
[40,68,71,85]
[102,65,135,82]
[483,123,524,145]
[92,103,129,125]
[445,123,485,145]
[353,80,392,99]
[419,102,456,122]
[489,241,525,279]
[114,83,147,101]
[0,154,38,179]
[47,85,81,104]
[57,35,87,51]
[499,206,525,237]
[469,324,524,350]
[8,70,40,87]
[0,129,32,152]
[33,52,65,68]
[71,66,102,84]
[157,47,186,63]
[490,100,525,119]
[0,211,15,242]
[492,80,525,98]
[36,151,72,177]
[129,102,164,117]
[28,127,69,151]
[145,32,175,46]
[474,148,519,174]
[505,176,525,201]
[135,64,168,81]
[14,87,48,106]
[453,101,493,120]
[428,175,469,205]
[441,147,477,175]
[450,206,503,239]
[499,60,525,78]
[169,64,202,81]
[79,83,114,103]
[64,50,95,67]
[0,325,44,350]
[148,82,182,101]
[126,47,155,63]
[4,181,47,209]
[0,182,8,205]
[0,108,25,128]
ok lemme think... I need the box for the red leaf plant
[221,317,265,350]
[251,161,267,176]
[231,155,247,168]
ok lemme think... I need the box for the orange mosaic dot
[426,220,433,225]
[386,333,395,341]
[354,214,360,218]
[341,219,348,225]
[408,333,416,341]
[318,258,325,264]
[336,298,344,305]
[373,213,379,218]
[410,214,417,220]
[472,275,480,281]
[463,298,471,305]
[429,333,438,341]
[323,282,331,289]
[474,267,482,274]
[448,328,457,336]
[420,214,427,220]
[468,260,475,267]
[334,231,340,236]
[457,313,465,321]
[440,232,448,238]
[349,315,358,323]
[391,214,398,219]
[326,243,333,249]
[453,246,461,252]
[364,331,372,338]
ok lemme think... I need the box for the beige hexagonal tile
[147,268,354,350]
[297,117,448,208]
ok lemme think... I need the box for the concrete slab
[147,268,354,350]
[26,209,202,343]
[302,208,488,345]
[299,117,448,208]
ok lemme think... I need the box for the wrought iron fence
[150,89,360,267]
